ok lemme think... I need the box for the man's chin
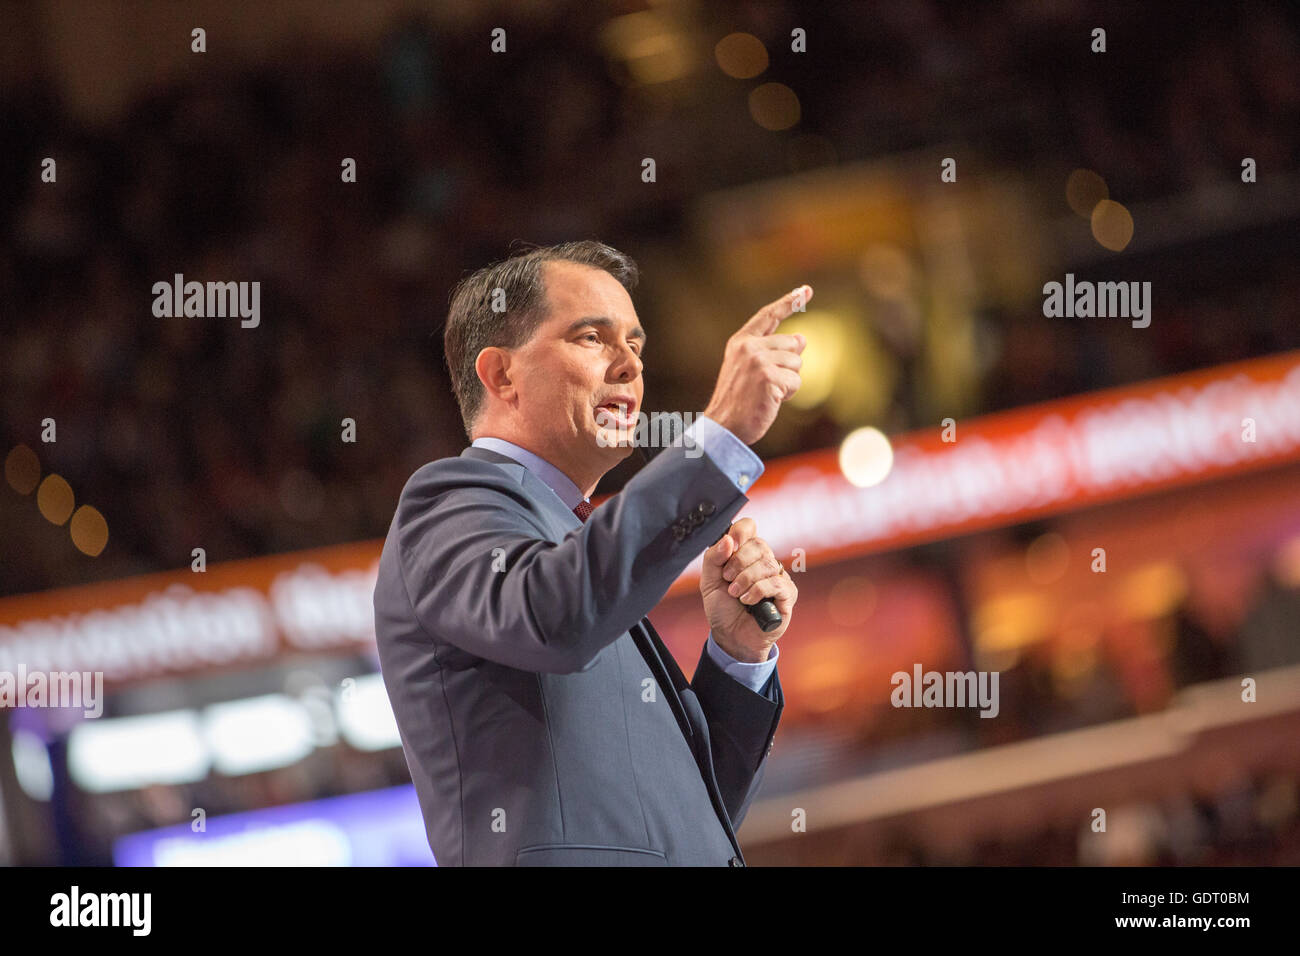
[593,427,636,451]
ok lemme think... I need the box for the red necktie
[572,500,594,523]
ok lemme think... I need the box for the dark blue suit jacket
[372,440,783,865]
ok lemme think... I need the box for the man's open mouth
[595,401,637,429]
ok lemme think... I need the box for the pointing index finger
[742,284,814,337]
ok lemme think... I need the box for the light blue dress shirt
[472,414,779,694]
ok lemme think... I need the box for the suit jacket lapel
[629,618,693,744]
[633,617,689,696]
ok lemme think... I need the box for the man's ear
[475,346,515,404]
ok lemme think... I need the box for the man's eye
[583,333,600,342]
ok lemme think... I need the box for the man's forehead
[540,261,642,333]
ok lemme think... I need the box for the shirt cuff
[684,415,764,493]
[705,632,778,695]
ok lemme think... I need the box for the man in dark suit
[373,240,810,865]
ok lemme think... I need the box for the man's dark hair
[443,240,639,439]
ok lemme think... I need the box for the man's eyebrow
[565,317,646,341]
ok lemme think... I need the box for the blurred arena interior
[1,0,1299,865]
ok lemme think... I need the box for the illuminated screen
[113,784,434,867]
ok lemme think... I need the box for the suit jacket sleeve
[393,441,749,674]
[689,641,783,829]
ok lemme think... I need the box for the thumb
[702,533,735,585]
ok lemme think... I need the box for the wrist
[715,636,772,664]
[701,407,743,443]
[701,404,725,430]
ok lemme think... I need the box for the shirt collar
[470,436,588,511]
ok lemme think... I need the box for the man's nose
[612,346,642,380]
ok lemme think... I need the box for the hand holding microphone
[701,518,797,662]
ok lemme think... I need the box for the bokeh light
[36,474,75,525]
[5,444,41,494]
[748,82,800,131]
[715,32,768,79]
[1091,199,1134,251]
[70,504,109,556]
[601,12,690,85]
[838,427,894,488]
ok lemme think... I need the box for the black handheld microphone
[708,525,783,632]
[633,414,783,633]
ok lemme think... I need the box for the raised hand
[702,285,812,445]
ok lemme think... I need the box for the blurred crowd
[3,1,1298,594]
